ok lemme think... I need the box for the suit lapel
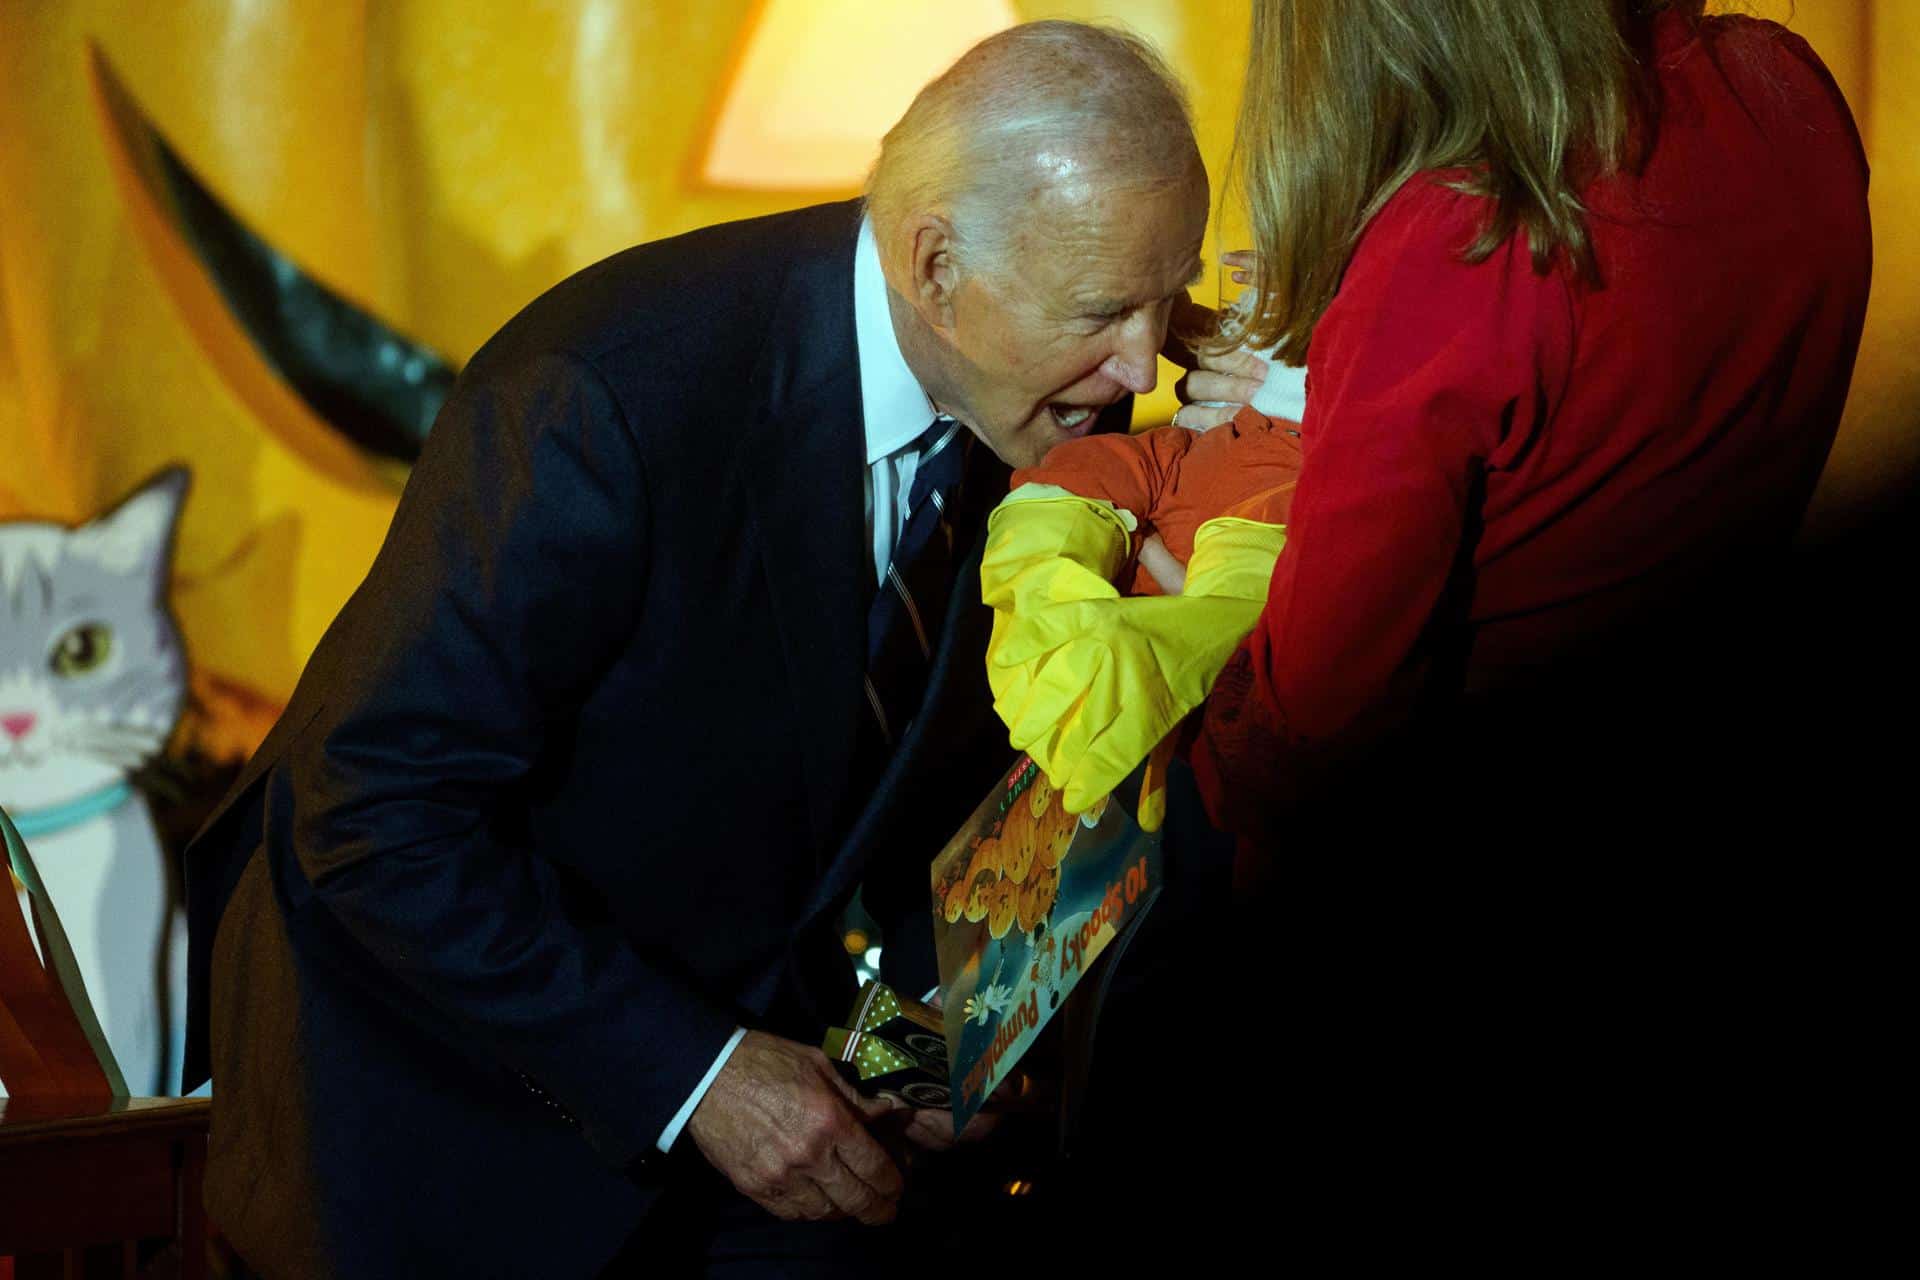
[731,202,868,854]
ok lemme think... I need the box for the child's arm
[1010,428,1198,556]
[1136,534,1186,595]
[979,492,1284,815]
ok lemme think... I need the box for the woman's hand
[1162,252,1270,431]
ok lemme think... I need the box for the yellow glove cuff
[981,489,1135,615]
[994,482,1139,533]
[1183,517,1287,601]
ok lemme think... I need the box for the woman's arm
[1192,179,1574,841]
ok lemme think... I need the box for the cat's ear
[72,466,191,588]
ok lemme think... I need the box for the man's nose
[1098,312,1163,396]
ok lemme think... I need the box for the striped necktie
[861,415,972,754]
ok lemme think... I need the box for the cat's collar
[5,780,136,840]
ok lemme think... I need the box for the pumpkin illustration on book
[986,877,1019,940]
[967,827,1003,879]
[927,753,1165,1135]
[1016,860,1061,934]
[1001,807,1037,884]
[940,872,971,924]
[962,867,999,924]
[934,835,977,917]
[1034,789,1078,869]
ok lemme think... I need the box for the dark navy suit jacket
[180,201,1102,1277]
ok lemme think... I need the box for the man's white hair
[866,21,1200,274]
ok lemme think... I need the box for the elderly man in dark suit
[183,20,1207,1277]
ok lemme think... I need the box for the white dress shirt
[655,215,941,1153]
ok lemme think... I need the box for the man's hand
[684,1031,907,1224]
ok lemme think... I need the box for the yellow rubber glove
[1184,517,1290,602]
[982,492,1288,815]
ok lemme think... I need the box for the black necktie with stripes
[861,415,971,756]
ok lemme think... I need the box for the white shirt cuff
[656,1026,747,1154]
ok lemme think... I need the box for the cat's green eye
[49,623,114,677]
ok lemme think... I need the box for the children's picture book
[929,755,1161,1133]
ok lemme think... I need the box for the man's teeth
[1052,405,1093,428]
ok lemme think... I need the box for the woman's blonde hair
[1228,0,1706,362]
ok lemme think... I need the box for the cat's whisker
[67,716,166,739]
[85,752,148,772]
[61,727,165,759]
[72,744,163,767]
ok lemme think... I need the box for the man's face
[934,169,1208,469]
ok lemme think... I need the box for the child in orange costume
[980,405,1305,817]
[1014,407,1302,596]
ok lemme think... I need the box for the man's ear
[905,214,960,331]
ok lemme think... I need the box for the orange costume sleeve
[1012,408,1305,595]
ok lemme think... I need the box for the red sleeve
[1191,177,1574,840]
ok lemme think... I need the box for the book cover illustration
[929,755,1161,1133]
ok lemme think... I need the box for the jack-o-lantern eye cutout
[88,45,455,481]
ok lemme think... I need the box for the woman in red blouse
[1178,0,1871,853]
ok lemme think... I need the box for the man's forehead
[1012,182,1207,294]
[1073,255,1207,311]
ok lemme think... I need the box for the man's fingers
[815,1053,903,1125]
[805,1054,905,1212]
[686,1033,913,1229]
[833,1119,907,1204]
[817,1150,898,1226]
[809,1158,884,1226]
[852,1092,905,1124]
[762,1176,839,1222]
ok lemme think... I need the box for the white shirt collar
[854,215,940,466]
